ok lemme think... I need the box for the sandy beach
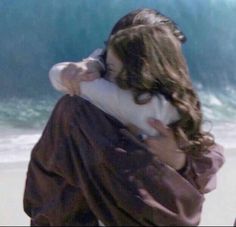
[0,162,30,226]
[0,150,235,226]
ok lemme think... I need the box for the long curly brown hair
[108,25,214,155]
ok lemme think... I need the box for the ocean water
[0,0,236,163]
[0,97,55,163]
[199,88,236,150]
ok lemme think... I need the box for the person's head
[109,8,186,43]
[102,8,186,61]
[106,25,214,154]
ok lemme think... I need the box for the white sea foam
[210,122,236,149]
[0,128,41,163]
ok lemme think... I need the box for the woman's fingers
[119,129,149,151]
[61,64,81,96]
[61,63,79,78]
[144,138,158,147]
[80,71,100,81]
[60,62,101,96]
[66,83,75,96]
[147,118,171,137]
[63,75,76,96]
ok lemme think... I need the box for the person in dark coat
[23,9,224,226]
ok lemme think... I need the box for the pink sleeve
[179,144,225,194]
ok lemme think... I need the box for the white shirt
[49,51,180,136]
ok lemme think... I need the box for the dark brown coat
[23,95,224,226]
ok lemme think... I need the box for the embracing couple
[24,8,224,226]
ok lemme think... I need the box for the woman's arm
[144,119,225,192]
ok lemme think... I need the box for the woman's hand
[60,60,102,96]
[122,119,186,170]
[145,119,186,170]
